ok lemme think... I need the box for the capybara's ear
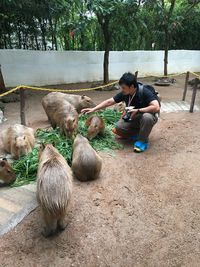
[0,160,6,167]
[85,116,92,127]
[81,95,86,99]
[2,158,7,162]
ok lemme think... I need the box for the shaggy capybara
[86,115,105,140]
[72,134,102,181]
[113,101,126,113]
[1,124,35,159]
[42,95,78,137]
[43,92,95,113]
[37,144,72,237]
[0,158,16,187]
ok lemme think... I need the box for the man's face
[120,84,135,95]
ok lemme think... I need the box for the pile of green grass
[12,109,122,187]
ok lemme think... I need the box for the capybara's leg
[50,120,57,129]
[57,214,67,231]
[42,211,57,237]
[48,117,56,129]
[47,114,51,123]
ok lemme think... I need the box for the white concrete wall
[0,49,200,87]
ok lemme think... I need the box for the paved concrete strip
[0,183,38,236]
[0,200,38,236]
[161,101,199,113]
[170,102,183,111]
[0,197,21,213]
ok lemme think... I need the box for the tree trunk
[63,36,70,50]
[3,35,7,49]
[54,19,58,50]
[0,65,6,93]
[101,19,110,84]
[164,45,168,76]
[103,49,109,84]
[39,19,47,50]
[49,17,55,50]
[18,30,22,49]
[34,33,39,50]
[164,29,169,76]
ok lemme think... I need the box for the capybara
[42,92,95,113]
[0,158,16,187]
[113,101,126,113]
[42,95,78,137]
[72,134,102,181]
[1,124,35,159]
[86,115,105,140]
[37,144,72,237]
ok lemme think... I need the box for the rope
[148,72,185,78]
[190,71,200,79]
[0,80,118,98]
[0,71,199,98]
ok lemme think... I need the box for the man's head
[119,72,137,95]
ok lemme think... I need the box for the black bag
[138,82,161,107]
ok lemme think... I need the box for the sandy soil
[0,75,200,267]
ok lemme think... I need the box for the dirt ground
[0,75,200,267]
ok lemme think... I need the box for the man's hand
[81,108,95,114]
[128,109,139,119]
[81,98,116,114]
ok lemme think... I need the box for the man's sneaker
[134,141,149,153]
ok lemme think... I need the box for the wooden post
[0,64,6,93]
[20,87,26,125]
[182,71,190,101]
[135,71,138,80]
[189,79,198,113]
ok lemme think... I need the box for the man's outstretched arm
[81,98,116,114]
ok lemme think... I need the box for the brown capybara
[86,115,105,140]
[113,101,126,113]
[37,144,72,237]
[42,95,78,137]
[72,134,102,181]
[42,92,95,113]
[1,124,35,159]
[0,158,16,187]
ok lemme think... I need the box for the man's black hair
[119,72,137,88]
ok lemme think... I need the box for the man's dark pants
[115,113,158,142]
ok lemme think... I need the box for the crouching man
[81,72,160,152]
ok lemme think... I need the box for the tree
[1,0,200,80]
[145,0,200,75]
[87,0,142,84]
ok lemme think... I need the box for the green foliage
[1,0,199,51]
[12,109,122,187]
